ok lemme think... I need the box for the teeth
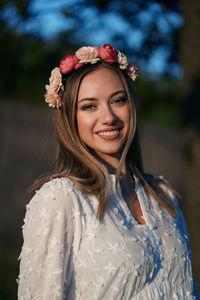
[98,129,119,136]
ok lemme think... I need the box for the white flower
[117,51,128,69]
[75,46,100,64]
[104,261,116,274]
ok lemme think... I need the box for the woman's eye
[113,97,128,105]
[81,104,96,111]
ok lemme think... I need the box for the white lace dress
[18,175,199,299]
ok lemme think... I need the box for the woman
[18,44,199,299]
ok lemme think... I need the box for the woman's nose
[100,105,117,124]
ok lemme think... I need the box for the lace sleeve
[18,179,75,300]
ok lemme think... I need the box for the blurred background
[0,0,200,298]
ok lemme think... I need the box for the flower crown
[45,44,138,108]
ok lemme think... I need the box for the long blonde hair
[34,61,177,220]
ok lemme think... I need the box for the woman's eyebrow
[110,90,126,97]
[78,90,126,104]
[78,97,97,104]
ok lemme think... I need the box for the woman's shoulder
[26,177,79,217]
[143,172,187,224]
[38,176,75,195]
[143,172,179,202]
[143,172,172,187]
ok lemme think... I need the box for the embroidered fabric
[18,175,199,300]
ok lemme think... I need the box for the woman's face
[76,67,130,165]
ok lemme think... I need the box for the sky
[2,0,183,78]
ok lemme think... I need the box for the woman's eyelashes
[81,104,96,111]
[80,97,128,111]
[112,97,128,105]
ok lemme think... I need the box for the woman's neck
[94,152,126,174]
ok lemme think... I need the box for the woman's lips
[96,127,122,139]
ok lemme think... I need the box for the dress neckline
[109,173,151,227]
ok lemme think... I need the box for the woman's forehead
[78,67,125,100]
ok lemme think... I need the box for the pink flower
[127,64,138,81]
[94,46,100,51]
[60,54,79,74]
[44,67,62,108]
[75,46,100,64]
[99,44,117,63]
[75,62,85,69]
[45,85,61,108]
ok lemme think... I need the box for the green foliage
[0,252,18,300]
[0,25,79,103]
[135,77,182,127]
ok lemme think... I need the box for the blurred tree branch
[0,0,33,20]
[58,0,182,77]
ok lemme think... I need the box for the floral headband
[44,44,138,108]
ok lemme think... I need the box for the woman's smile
[96,126,122,138]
